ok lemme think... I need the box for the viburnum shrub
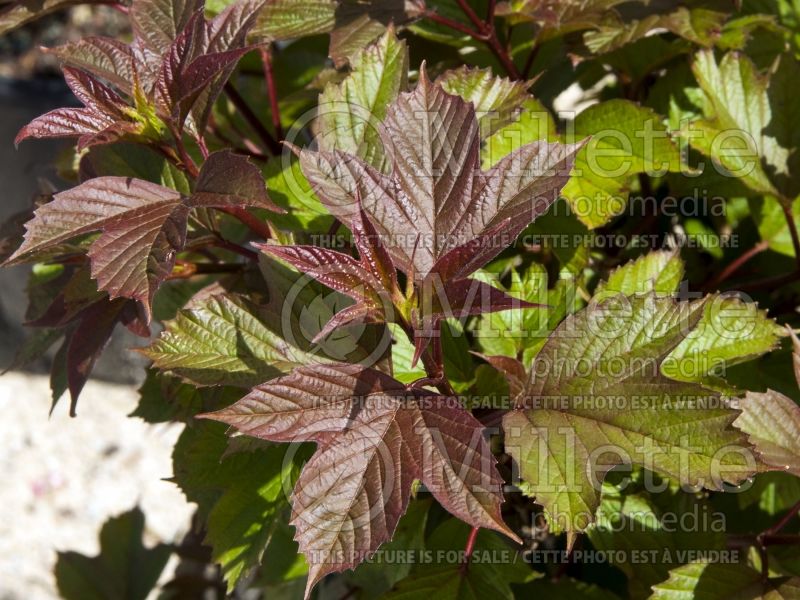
[4,0,800,597]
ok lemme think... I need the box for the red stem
[424,7,521,79]
[704,240,769,292]
[261,46,283,140]
[218,206,271,240]
[460,527,480,575]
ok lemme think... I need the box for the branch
[459,527,480,575]
[260,45,283,140]
[704,240,769,292]
[217,206,272,240]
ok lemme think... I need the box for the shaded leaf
[55,507,171,600]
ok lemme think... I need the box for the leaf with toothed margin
[190,149,282,211]
[15,67,137,150]
[650,562,800,599]
[130,0,203,55]
[141,293,325,387]
[255,206,398,341]
[437,66,532,137]
[49,37,137,94]
[297,67,582,281]
[735,389,800,476]
[8,151,275,319]
[503,294,756,535]
[201,362,517,597]
[316,27,408,171]
[171,420,311,591]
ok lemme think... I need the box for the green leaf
[663,295,782,390]
[384,518,535,600]
[685,50,783,197]
[503,294,755,533]
[595,251,684,300]
[587,477,725,599]
[388,322,426,384]
[650,562,800,599]
[751,194,800,257]
[142,293,323,386]
[317,27,408,170]
[437,66,531,137]
[481,99,558,168]
[55,507,171,600]
[252,0,337,40]
[172,420,311,590]
[561,100,682,228]
[583,7,728,55]
[81,143,191,194]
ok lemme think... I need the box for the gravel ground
[0,371,194,600]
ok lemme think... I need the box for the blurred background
[0,7,193,598]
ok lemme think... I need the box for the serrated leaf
[202,362,516,596]
[482,99,558,168]
[299,69,581,280]
[191,149,281,211]
[503,294,755,534]
[54,507,171,600]
[650,562,800,599]
[253,0,337,40]
[317,27,408,170]
[735,389,800,476]
[561,100,682,228]
[595,251,684,300]
[583,7,728,55]
[663,295,782,389]
[142,293,324,386]
[437,66,532,137]
[685,50,784,197]
[587,478,725,599]
[131,0,203,55]
[51,37,137,94]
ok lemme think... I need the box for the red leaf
[201,363,517,594]
[190,150,283,212]
[298,67,582,282]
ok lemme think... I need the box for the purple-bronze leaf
[201,363,517,596]
[15,67,136,149]
[190,150,282,211]
[62,67,129,119]
[6,177,182,264]
[64,298,147,416]
[298,66,582,282]
[255,243,384,306]
[131,0,203,56]
[15,107,116,147]
[6,176,188,320]
[49,37,137,94]
[86,201,189,321]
